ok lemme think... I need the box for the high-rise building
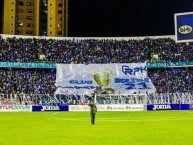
[3,0,68,37]
[0,0,4,34]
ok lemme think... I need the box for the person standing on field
[89,100,97,125]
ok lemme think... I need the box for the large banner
[175,12,193,43]
[55,63,156,95]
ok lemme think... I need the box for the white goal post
[94,93,147,111]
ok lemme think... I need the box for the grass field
[0,111,193,145]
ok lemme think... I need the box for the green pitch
[0,111,193,145]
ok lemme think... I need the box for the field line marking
[55,117,193,122]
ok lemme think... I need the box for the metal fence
[1,92,193,105]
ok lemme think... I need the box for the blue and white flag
[55,63,156,95]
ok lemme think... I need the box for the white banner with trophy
[55,63,156,95]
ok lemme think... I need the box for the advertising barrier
[147,104,190,111]
[32,105,69,112]
[1,104,192,112]
[69,104,144,111]
[0,105,32,112]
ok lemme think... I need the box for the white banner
[0,105,32,112]
[69,104,144,111]
[55,63,156,95]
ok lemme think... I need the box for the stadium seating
[0,35,193,105]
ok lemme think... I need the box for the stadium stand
[0,34,193,105]
[0,36,192,63]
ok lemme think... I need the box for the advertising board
[147,104,190,111]
[69,104,144,111]
[0,105,32,112]
[32,105,69,112]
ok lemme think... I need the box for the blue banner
[175,12,193,42]
[32,105,69,111]
[147,61,192,68]
[147,104,190,111]
[0,62,55,68]
[0,62,193,69]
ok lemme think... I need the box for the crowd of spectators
[148,67,193,93]
[1,67,193,95]
[0,68,56,94]
[0,36,193,105]
[0,36,193,63]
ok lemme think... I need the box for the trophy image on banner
[92,71,114,94]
